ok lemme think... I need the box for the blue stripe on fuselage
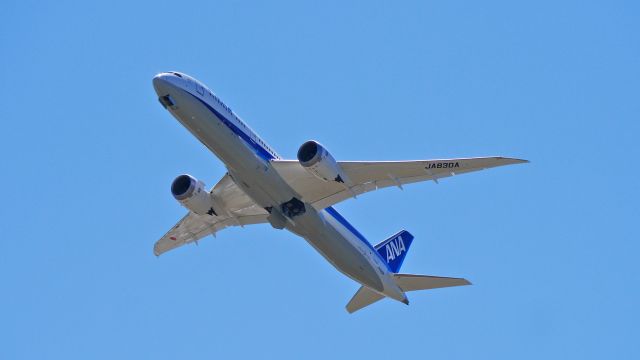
[182,89,277,162]
[324,206,389,270]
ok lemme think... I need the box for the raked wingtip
[499,157,530,164]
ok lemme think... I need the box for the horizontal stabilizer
[346,286,385,314]
[393,274,471,291]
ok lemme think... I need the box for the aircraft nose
[152,73,172,94]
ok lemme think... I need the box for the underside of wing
[272,157,528,209]
[154,173,268,256]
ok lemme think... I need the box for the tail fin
[374,230,414,273]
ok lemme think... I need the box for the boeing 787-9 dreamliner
[152,72,527,313]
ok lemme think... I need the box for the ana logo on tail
[385,236,406,263]
[375,230,414,273]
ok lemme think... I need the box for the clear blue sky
[1,1,638,359]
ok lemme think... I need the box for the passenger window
[196,83,205,96]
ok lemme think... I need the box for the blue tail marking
[374,230,414,273]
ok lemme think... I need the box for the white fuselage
[153,72,406,302]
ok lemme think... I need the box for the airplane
[152,71,527,313]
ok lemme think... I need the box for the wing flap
[154,213,267,256]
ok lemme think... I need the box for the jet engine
[171,174,220,216]
[297,140,351,184]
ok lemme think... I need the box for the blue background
[1,1,638,358]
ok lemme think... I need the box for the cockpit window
[171,72,183,78]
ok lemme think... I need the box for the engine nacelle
[171,174,220,216]
[297,140,350,184]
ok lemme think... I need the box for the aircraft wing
[271,157,528,209]
[154,173,268,256]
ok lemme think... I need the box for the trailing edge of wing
[154,213,268,256]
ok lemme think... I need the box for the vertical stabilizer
[374,230,414,273]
